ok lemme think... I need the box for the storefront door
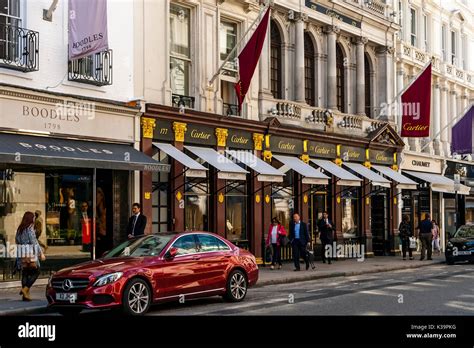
[371,190,390,256]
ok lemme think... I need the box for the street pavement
[1,253,470,316]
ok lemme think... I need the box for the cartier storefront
[142,104,407,262]
[0,85,169,280]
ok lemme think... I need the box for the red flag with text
[235,7,270,112]
[400,63,432,137]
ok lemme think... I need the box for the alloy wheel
[230,272,247,300]
[128,282,150,314]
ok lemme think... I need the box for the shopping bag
[409,237,417,249]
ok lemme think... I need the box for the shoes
[328,261,332,264]
[409,257,414,260]
[270,265,274,270]
[22,287,31,301]
[293,268,300,272]
[278,265,282,270]
[322,260,326,264]
[427,258,433,260]
[306,264,310,270]
[419,258,424,261]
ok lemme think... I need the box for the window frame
[270,20,282,100]
[219,18,239,78]
[451,30,457,66]
[441,24,447,61]
[410,7,417,47]
[304,32,315,107]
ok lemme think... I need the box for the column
[171,122,187,232]
[440,82,449,155]
[214,128,229,237]
[397,66,405,132]
[449,89,457,145]
[433,80,442,155]
[376,46,394,122]
[140,117,156,234]
[355,37,368,116]
[294,15,306,103]
[325,25,339,110]
[252,133,264,263]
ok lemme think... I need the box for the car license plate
[56,293,77,301]
[456,251,471,255]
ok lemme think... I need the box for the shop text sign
[270,136,303,154]
[308,141,336,159]
[401,154,442,174]
[227,130,253,150]
[153,120,174,141]
[305,0,361,28]
[0,93,135,142]
[184,124,217,145]
[340,146,365,163]
[370,150,394,165]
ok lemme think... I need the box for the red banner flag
[235,7,270,112]
[400,63,432,137]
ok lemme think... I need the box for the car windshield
[103,235,174,258]
[454,225,474,239]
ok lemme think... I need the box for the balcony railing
[0,23,39,72]
[68,49,113,86]
[172,94,195,109]
[223,103,240,117]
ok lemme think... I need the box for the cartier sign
[270,136,303,154]
[340,146,365,163]
[308,141,336,159]
[370,150,394,165]
[228,130,252,150]
[401,154,442,174]
[0,90,135,142]
[184,124,216,145]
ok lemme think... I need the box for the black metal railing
[172,94,195,109]
[223,103,240,117]
[68,49,113,86]
[0,23,39,72]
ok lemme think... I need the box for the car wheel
[224,269,247,302]
[122,278,152,316]
[56,308,82,316]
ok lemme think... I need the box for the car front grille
[52,278,90,292]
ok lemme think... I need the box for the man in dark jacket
[418,213,433,261]
[127,203,147,239]
[288,213,311,271]
[317,211,334,264]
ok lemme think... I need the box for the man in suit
[288,213,311,271]
[417,213,433,261]
[127,203,147,239]
[318,211,334,264]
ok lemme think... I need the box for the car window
[103,235,173,259]
[196,234,231,252]
[455,225,474,238]
[172,235,198,256]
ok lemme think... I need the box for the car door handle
[192,256,201,260]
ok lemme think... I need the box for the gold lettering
[231,135,249,144]
[191,129,211,140]
[278,141,296,151]
[402,123,429,131]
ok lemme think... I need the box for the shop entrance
[309,191,327,242]
[371,190,390,256]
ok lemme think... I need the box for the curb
[255,260,445,287]
[0,305,50,316]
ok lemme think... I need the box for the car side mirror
[165,247,178,260]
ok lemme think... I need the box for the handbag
[409,237,417,249]
[21,256,38,270]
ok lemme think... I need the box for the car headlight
[93,272,123,287]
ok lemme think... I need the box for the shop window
[271,171,294,233]
[304,32,315,106]
[270,20,282,99]
[336,43,345,113]
[225,181,247,243]
[341,187,360,239]
[466,197,474,224]
[170,4,192,99]
[221,80,240,117]
[152,150,170,233]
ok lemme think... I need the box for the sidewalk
[0,254,445,315]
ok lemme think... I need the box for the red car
[46,232,258,316]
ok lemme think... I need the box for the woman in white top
[265,217,287,270]
[432,220,441,255]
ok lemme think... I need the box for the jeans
[22,267,40,288]
[420,233,433,260]
[271,243,282,266]
[401,238,413,258]
[292,240,309,270]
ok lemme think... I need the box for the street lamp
[454,174,460,231]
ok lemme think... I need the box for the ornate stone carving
[215,128,229,147]
[323,25,340,34]
[253,133,264,151]
[141,117,156,139]
[173,122,187,142]
[353,36,368,45]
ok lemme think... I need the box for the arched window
[270,20,282,99]
[304,33,315,106]
[336,43,345,113]
[364,54,372,117]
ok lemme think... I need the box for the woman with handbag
[399,214,414,260]
[15,211,46,301]
[265,217,287,270]
[431,220,441,255]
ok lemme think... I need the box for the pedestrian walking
[15,211,45,301]
[418,213,433,261]
[317,211,334,264]
[399,214,414,260]
[288,213,311,271]
[431,220,441,255]
[265,217,287,270]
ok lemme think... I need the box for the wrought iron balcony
[0,23,39,72]
[68,49,113,86]
[223,103,240,117]
[172,94,195,109]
